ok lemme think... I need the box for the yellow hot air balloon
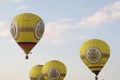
[42,60,67,80]
[80,39,110,80]
[29,65,45,80]
[10,13,45,59]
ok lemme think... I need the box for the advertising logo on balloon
[86,47,101,64]
[48,68,60,80]
[35,21,44,40]
[10,20,18,39]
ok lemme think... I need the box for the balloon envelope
[29,65,45,80]
[42,60,67,80]
[80,39,110,75]
[10,13,45,59]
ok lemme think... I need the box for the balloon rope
[30,52,32,54]
[95,75,98,80]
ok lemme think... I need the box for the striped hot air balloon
[10,13,45,59]
[80,39,110,80]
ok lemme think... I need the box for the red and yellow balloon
[80,39,110,80]
[10,13,45,59]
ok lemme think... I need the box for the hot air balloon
[80,39,110,80]
[42,60,67,80]
[10,13,45,59]
[29,65,45,80]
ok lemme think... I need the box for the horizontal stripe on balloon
[18,43,36,47]
[81,53,109,59]
[89,66,103,68]
[18,27,34,32]
[18,42,37,44]
[18,42,37,54]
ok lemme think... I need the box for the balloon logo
[80,39,110,80]
[10,13,45,59]
[48,68,60,80]
[42,60,67,80]
[86,47,101,64]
